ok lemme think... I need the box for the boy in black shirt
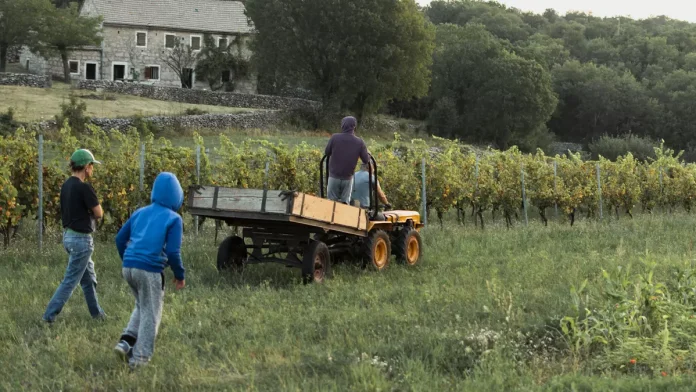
[42,149,106,323]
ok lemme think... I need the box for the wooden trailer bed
[188,186,369,237]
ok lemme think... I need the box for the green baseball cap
[70,149,101,166]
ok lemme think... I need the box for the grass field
[0,83,251,122]
[3,214,696,390]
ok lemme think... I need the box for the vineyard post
[553,160,559,219]
[421,158,427,226]
[521,166,528,226]
[596,163,603,220]
[194,145,200,236]
[38,134,44,251]
[139,143,145,192]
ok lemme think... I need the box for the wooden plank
[333,202,362,228]
[192,187,287,213]
[297,194,335,223]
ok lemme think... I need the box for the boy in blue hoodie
[113,172,186,368]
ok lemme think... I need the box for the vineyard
[1,125,695,245]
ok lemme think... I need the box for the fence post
[421,158,427,226]
[194,145,201,235]
[38,134,44,251]
[139,143,145,192]
[596,163,603,220]
[521,166,528,226]
[553,160,559,220]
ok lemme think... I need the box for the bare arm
[377,181,389,205]
[92,205,104,220]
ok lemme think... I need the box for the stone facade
[0,73,52,88]
[38,111,287,132]
[77,80,321,111]
[20,25,256,93]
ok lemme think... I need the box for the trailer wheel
[362,230,391,271]
[217,236,247,273]
[302,241,331,284]
[393,228,422,266]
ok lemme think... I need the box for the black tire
[217,236,247,273]
[362,230,391,271]
[393,228,423,266]
[302,241,331,284]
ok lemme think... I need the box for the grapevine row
[0,126,692,245]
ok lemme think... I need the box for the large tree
[246,0,435,119]
[195,34,249,91]
[160,41,197,88]
[0,0,52,72]
[34,2,102,82]
[428,24,557,149]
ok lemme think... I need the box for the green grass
[0,82,252,122]
[3,213,696,390]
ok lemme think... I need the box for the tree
[34,3,102,82]
[246,0,435,119]
[160,41,197,88]
[429,24,557,149]
[0,0,52,72]
[195,34,249,91]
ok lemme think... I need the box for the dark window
[218,38,228,48]
[136,32,147,47]
[144,66,160,80]
[69,61,79,74]
[221,70,231,83]
[165,34,177,48]
[191,36,201,50]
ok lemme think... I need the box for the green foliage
[55,95,90,134]
[195,34,249,92]
[589,134,659,162]
[0,107,19,136]
[246,0,435,119]
[429,24,557,149]
[32,2,102,82]
[0,0,52,72]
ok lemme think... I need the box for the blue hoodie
[116,172,185,281]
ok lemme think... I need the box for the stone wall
[39,111,287,132]
[0,73,52,88]
[77,79,322,111]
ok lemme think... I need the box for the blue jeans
[43,231,104,322]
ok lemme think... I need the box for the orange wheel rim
[406,237,419,265]
[374,239,388,269]
[314,254,325,281]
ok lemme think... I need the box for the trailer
[188,156,424,283]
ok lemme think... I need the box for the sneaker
[114,340,132,361]
[93,312,107,322]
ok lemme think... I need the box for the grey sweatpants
[327,177,353,204]
[121,268,164,365]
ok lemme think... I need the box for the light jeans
[327,177,353,204]
[43,231,104,322]
[121,268,165,365]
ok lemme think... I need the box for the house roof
[82,0,253,34]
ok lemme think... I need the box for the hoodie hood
[151,172,184,211]
[341,116,357,134]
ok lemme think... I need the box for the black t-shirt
[60,176,100,233]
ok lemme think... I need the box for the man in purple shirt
[324,116,370,204]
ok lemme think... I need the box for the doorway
[86,63,97,80]
[113,64,126,81]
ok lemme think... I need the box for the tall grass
[2,214,696,390]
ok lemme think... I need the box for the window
[165,34,177,49]
[190,35,202,51]
[221,70,231,83]
[144,66,160,81]
[218,37,228,48]
[136,32,147,47]
[69,60,79,75]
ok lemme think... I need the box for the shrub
[589,134,658,162]
[0,108,19,136]
[183,108,208,116]
[55,95,90,134]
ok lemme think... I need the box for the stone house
[20,0,256,93]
